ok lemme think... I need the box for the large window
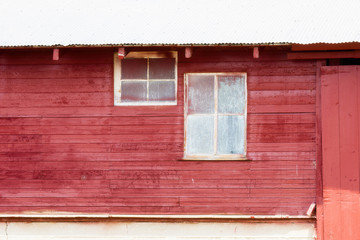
[114,51,177,105]
[184,73,247,160]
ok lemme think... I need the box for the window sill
[114,101,177,106]
[180,156,250,161]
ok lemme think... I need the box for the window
[184,73,247,160]
[114,51,177,105]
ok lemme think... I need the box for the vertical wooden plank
[316,60,326,240]
[358,65,360,195]
[357,66,360,237]
[354,65,360,239]
[321,66,341,240]
[338,66,360,240]
[356,65,360,240]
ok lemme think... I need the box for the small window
[184,73,247,160]
[114,51,177,105]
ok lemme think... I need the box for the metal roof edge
[0,42,292,49]
[1,42,359,50]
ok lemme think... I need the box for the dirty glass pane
[121,81,147,102]
[187,75,214,114]
[186,115,214,155]
[121,59,147,79]
[218,75,246,114]
[149,58,175,79]
[149,81,176,101]
[217,116,245,155]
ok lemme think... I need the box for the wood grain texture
[0,47,317,215]
[315,60,325,240]
[338,67,360,240]
[321,66,341,240]
[321,66,360,240]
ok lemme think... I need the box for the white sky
[0,0,359,46]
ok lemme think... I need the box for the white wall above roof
[0,0,359,47]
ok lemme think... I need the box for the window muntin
[184,73,247,160]
[114,51,177,105]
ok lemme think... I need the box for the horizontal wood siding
[0,47,316,215]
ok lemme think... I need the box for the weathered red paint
[292,42,360,51]
[321,66,360,240]
[52,48,59,61]
[185,47,193,58]
[315,60,326,240]
[288,50,360,60]
[118,47,125,59]
[0,47,317,215]
[253,47,259,58]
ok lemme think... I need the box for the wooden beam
[52,48,59,61]
[315,60,326,240]
[292,43,360,51]
[306,203,316,217]
[288,50,360,60]
[118,48,125,59]
[253,47,259,59]
[185,47,193,58]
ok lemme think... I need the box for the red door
[321,66,360,240]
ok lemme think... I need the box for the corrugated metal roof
[0,0,359,47]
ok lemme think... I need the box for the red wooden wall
[0,47,316,215]
[321,66,360,239]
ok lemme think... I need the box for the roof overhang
[0,0,359,49]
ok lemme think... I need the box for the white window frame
[184,72,247,160]
[114,51,178,106]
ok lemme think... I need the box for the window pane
[217,116,245,155]
[218,75,246,114]
[186,115,214,155]
[187,75,214,114]
[121,81,147,102]
[149,58,175,79]
[121,59,147,79]
[149,81,176,102]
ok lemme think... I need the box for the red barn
[0,1,359,239]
